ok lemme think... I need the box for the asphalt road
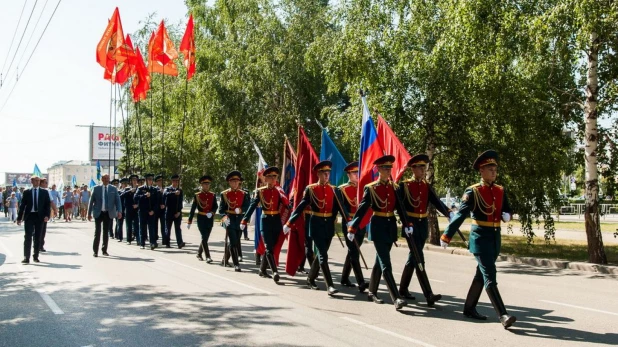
[0,218,616,347]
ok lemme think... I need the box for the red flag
[376,115,412,182]
[131,47,150,102]
[179,14,196,80]
[104,34,136,84]
[96,7,135,77]
[285,126,319,276]
[148,21,179,76]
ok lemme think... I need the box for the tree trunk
[584,32,608,264]
[426,125,440,246]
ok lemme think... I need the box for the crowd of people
[10,149,517,329]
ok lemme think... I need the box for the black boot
[383,270,407,310]
[416,264,441,306]
[463,277,487,320]
[255,252,262,266]
[204,243,213,263]
[258,255,271,278]
[196,242,204,261]
[231,247,241,272]
[320,262,339,296]
[367,265,383,304]
[221,247,232,267]
[398,264,416,300]
[486,285,517,328]
[351,258,368,293]
[307,258,320,290]
[340,256,355,287]
[267,253,280,283]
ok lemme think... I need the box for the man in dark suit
[17,175,51,264]
[88,174,122,257]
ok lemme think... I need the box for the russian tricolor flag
[358,95,384,228]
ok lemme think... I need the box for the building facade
[47,160,111,188]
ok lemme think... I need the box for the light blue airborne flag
[89,178,96,189]
[96,160,101,181]
[319,128,348,186]
[12,178,17,187]
[33,164,42,177]
[72,175,77,187]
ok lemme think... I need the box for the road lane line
[36,290,64,315]
[341,316,437,347]
[540,300,618,317]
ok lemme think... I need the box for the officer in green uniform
[284,161,343,296]
[349,155,410,310]
[241,167,290,283]
[338,161,368,292]
[441,150,516,328]
[188,175,218,263]
[398,154,449,305]
[218,171,250,272]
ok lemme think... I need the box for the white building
[47,160,113,188]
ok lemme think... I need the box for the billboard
[5,173,49,187]
[91,126,125,161]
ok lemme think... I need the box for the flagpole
[161,66,165,169]
[150,87,153,170]
[119,85,130,173]
[178,77,189,175]
[135,101,146,172]
[108,79,113,176]
[113,83,118,178]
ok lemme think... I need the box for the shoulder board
[307,183,318,188]
[366,181,379,188]
[338,183,350,189]
[257,186,267,191]
[221,188,231,194]
[468,183,481,190]
[401,179,412,184]
[242,188,249,193]
[494,184,504,190]
[195,192,201,196]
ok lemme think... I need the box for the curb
[424,244,618,275]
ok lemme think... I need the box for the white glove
[283,225,291,235]
[449,211,455,222]
[347,232,355,242]
[223,218,230,227]
[502,212,511,222]
[234,208,241,214]
[440,240,449,249]
[346,221,353,228]
[206,212,213,218]
[187,224,192,230]
[405,226,413,236]
[240,223,246,230]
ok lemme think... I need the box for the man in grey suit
[88,174,122,257]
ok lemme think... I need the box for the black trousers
[165,215,184,246]
[23,213,44,259]
[40,221,48,250]
[114,217,124,241]
[93,213,111,254]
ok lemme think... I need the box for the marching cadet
[134,174,159,250]
[163,174,185,249]
[348,155,410,310]
[218,171,250,272]
[114,177,129,242]
[188,175,218,263]
[241,167,290,283]
[108,178,120,239]
[155,175,166,247]
[441,150,516,328]
[121,174,140,245]
[285,161,344,296]
[398,154,448,305]
[338,161,368,292]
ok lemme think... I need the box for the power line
[0,0,28,86]
[4,0,40,85]
[0,0,62,115]
[16,0,50,66]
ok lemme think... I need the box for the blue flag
[72,175,77,187]
[33,164,42,177]
[89,178,96,189]
[96,160,101,181]
[12,178,17,187]
[320,128,348,186]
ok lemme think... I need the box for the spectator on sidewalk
[63,186,73,222]
[7,192,18,222]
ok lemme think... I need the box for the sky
[0,0,189,183]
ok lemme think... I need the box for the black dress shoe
[150,245,156,250]
[93,253,98,257]
[234,266,241,272]
[140,246,145,249]
[368,293,384,304]
[196,254,204,261]
[399,290,416,300]
[165,244,171,248]
[33,257,40,263]
[340,279,356,288]
[464,308,488,320]
[244,237,250,241]
[102,252,109,256]
[307,278,319,290]
[117,239,122,242]
[206,258,213,264]
[238,257,243,262]
[327,286,339,296]
[427,294,442,306]
[358,282,369,293]
[259,271,272,279]
[21,258,29,264]
[273,273,280,283]
[500,315,517,328]
[394,298,407,310]
[39,248,46,253]
[126,241,132,245]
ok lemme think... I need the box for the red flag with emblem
[104,34,136,84]
[96,7,135,78]
[179,14,196,80]
[285,126,319,276]
[148,21,179,76]
[131,47,150,102]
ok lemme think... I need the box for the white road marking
[36,290,64,315]
[540,300,618,317]
[341,316,437,347]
